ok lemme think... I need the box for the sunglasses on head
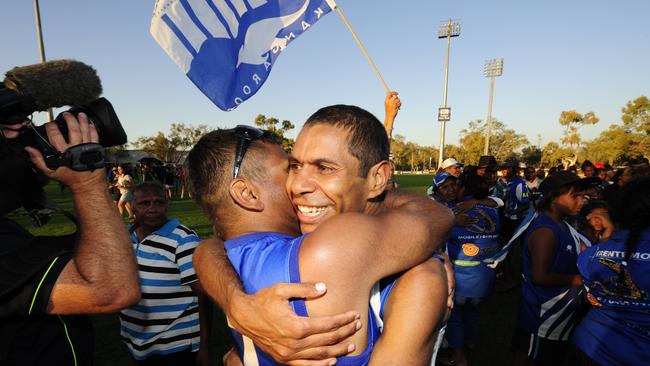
[232,125,275,179]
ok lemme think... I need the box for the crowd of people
[2,92,649,366]
[427,153,650,365]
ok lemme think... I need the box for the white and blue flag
[151,0,337,110]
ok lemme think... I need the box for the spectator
[498,158,530,291]
[579,200,611,244]
[536,166,546,180]
[593,162,607,180]
[441,158,463,177]
[443,173,501,366]
[620,163,650,187]
[601,168,625,202]
[429,172,459,206]
[572,176,650,365]
[581,160,596,178]
[512,171,597,366]
[177,165,189,199]
[115,165,135,220]
[119,182,210,365]
[524,166,542,191]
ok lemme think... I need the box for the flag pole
[333,3,390,93]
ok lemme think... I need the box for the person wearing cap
[593,162,608,183]
[429,172,459,206]
[441,158,464,177]
[512,171,598,366]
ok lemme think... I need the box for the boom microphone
[0,60,102,124]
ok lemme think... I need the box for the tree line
[120,96,648,169]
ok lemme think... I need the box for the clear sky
[2,0,649,148]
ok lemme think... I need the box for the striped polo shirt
[119,218,201,360]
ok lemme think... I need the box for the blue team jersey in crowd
[225,232,380,366]
[572,229,650,366]
[518,212,583,340]
[447,202,501,299]
[505,176,530,220]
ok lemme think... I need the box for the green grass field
[9,175,523,366]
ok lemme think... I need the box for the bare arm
[369,258,448,365]
[528,228,581,286]
[25,113,140,314]
[301,191,454,302]
[193,237,361,365]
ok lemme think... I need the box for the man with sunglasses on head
[188,105,453,365]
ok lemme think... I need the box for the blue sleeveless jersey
[447,203,501,299]
[505,176,530,220]
[572,229,650,366]
[225,232,380,366]
[518,213,583,340]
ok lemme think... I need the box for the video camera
[0,60,127,219]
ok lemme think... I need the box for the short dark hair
[537,183,575,211]
[304,105,389,177]
[134,181,166,200]
[581,160,595,170]
[463,173,490,199]
[185,128,276,221]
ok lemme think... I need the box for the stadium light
[483,58,504,155]
[436,19,461,169]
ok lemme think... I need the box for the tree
[558,110,599,152]
[521,146,543,167]
[254,114,295,152]
[620,96,650,158]
[458,119,529,164]
[541,141,574,168]
[134,132,179,162]
[389,135,437,171]
[169,123,212,151]
[133,123,213,163]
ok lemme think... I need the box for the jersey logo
[462,243,480,257]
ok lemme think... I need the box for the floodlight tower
[436,19,461,169]
[483,58,503,155]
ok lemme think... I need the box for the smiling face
[287,124,371,233]
[436,178,458,203]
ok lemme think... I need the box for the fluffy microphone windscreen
[4,59,102,111]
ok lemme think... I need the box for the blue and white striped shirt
[119,218,201,360]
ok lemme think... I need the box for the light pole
[483,58,503,155]
[436,19,461,169]
[33,0,54,122]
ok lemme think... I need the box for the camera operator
[0,113,140,366]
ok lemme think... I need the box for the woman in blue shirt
[513,171,597,366]
[572,176,650,366]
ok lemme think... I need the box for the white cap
[441,158,463,169]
